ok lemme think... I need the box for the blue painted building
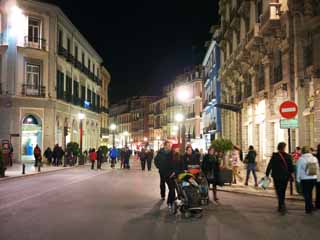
[202,40,221,150]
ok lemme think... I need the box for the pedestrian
[183,146,200,170]
[231,146,243,184]
[44,147,53,165]
[9,143,13,167]
[266,142,294,214]
[202,146,221,202]
[57,146,64,166]
[89,148,97,170]
[154,140,176,210]
[65,149,73,166]
[33,144,42,167]
[146,149,154,171]
[97,147,103,169]
[52,144,59,166]
[109,146,118,169]
[316,144,320,209]
[296,146,319,214]
[244,145,258,187]
[139,148,148,171]
[292,146,302,162]
[292,146,302,194]
[120,148,125,169]
[123,146,131,169]
[171,144,185,175]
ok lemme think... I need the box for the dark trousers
[141,159,146,170]
[111,158,116,168]
[160,173,166,198]
[91,161,95,170]
[273,177,289,210]
[316,182,320,208]
[97,159,102,169]
[301,179,317,213]
[147,159,152,171]
[124,158,130,169]
[245,163,257,184]
[166,177,176,205]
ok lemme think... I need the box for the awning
[215,103,242,112]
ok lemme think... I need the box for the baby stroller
[188,166,209,205]
[174,172,203,218]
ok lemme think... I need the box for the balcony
[66,53,75,64]
[22,84,45,97]
[58,45,68,58]
[72,96,81,106]
[64,92,72,103]
[24,36,47,51]
[203,122,217,134]
[259,3,281,35]
[245,23,262,49]
[100,128,109,136]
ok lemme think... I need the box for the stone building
[0,0,110,162]
[163,66,204,149]
[217,0,320,167]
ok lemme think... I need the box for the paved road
[0,164,319,240]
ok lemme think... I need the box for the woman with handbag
[201,146,221,202]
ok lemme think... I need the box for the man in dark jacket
[154,141,175,207]
[97,148,103,169]
[266,142,294,214]
[139,148,148,171]
[146,149,154,171]
[244,145,258,186]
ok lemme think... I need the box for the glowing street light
[175,113,184,123]
[176,86,191,103]
[109,124,117,146]
[143,137,148,142]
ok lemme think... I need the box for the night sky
[41,0,219,103]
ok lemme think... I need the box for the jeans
[301,179,317,213]
[273,177,289,211]
[165,176,176,205]
[245,163,257,184]
[124,158,130,169]
[91,161,95,170]
[147,159,152,171]
[316,182,320,208]
[141,159,146,170]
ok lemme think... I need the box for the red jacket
[89,151,97,161]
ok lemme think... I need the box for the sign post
[279,101,298,196]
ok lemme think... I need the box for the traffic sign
[279,101,298,119]
[280,119,298,129]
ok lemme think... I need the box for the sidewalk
[217,169,303,201]
[0,163,80,181]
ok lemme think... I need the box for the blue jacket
[109,148,118,159]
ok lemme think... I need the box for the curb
[217,187,304,201]
[0,165,85,182]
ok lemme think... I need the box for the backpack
[306,161,318,176]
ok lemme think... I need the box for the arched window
[23,115,39,125]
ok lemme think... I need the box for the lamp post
[156,136,161,151]
[78,112,85,154]
[175,113,184,146]
[176,86,191,153]
[109,123,117,147]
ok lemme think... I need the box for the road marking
[0,171,108,212]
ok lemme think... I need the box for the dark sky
[42,0,219,103]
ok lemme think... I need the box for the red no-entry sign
[279,101,298,119]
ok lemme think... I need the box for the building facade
[218,0,320,168]
[202,38,222,150]
[0,0,110,162]
[163,66,204,149]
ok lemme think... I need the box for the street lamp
[78,112,85,154]
[109,123,117,147]
[176,86,191,103]
[175,113,184,145]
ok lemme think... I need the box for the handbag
[258,176,271,190]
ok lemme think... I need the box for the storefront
[21,115,42,162]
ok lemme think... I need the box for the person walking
[231,146,243,184]
[123,146,131,169]
[146,149,154,171]
[33,145,42,168]
[266,142,294,214]
[202,146,221,202]
[97,147,103,169]
[9,143,13,167]
[120,148,125,169]
[44,147,53,165]
[89,149,97,170]
[296,146,319,214]
[183,146,200,169]
[52,144,59,166]
[171,144,185,176]
[139,148,148,171]
[154,141,175,206]
[316,144,320,209]
[244,145,258,187]
[109,146,118,169]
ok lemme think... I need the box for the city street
[0,162,319,240]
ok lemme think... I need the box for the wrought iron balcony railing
[22,84,45,97]
[24,36,47,50]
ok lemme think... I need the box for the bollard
[22,164,26,175]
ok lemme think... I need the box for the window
[273,49,282,83]
[67,38,71,54]
[257,64,265,91]
[81,85,86,102]
[26,63,40,88]
[28,18,40,43]
[87,89,92,103]
[58,29,63,47]
[82,52,85,65]
[65,75,72,102]
[88,59,91,71]
[93,64,95,75]
[73,80,79,99]
[256,0,263,23]
[56,70,64,100]
[304,42,313,68]
[244,75,252,98]
[74,45,78,60]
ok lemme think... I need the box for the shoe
[161,197,165,201]
[244,182,248,186]
[306,210,313,215]
[254,183,258,187]
[214,198,219,202]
